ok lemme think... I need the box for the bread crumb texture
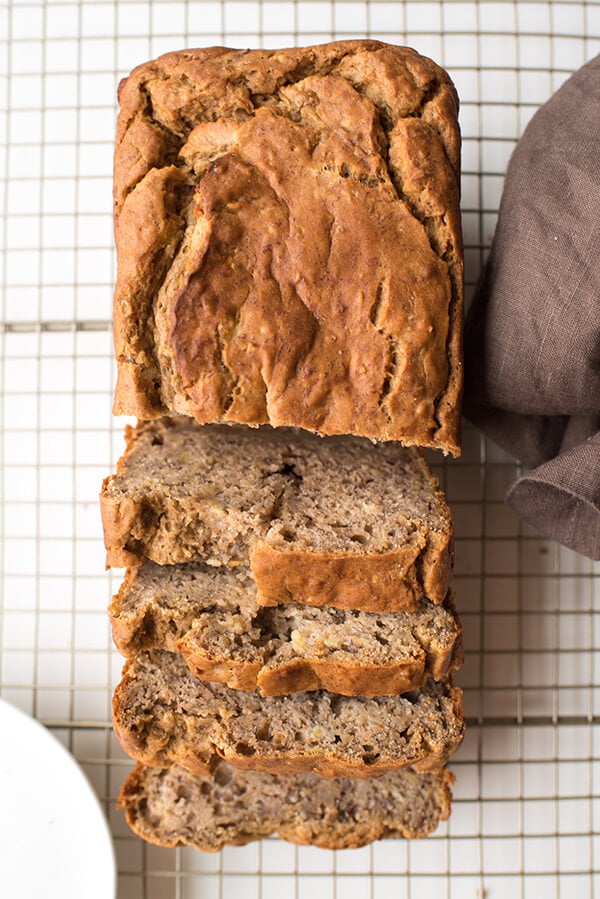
[113,41,463,455]
[111,560,463,696]
[119,761,455,850]
[100,419,453,610]
[112,650,465,778]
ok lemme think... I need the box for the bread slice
[100,418,453,613]
[119,761,455,850]
[113,650,464,778]
[112,41,463,456]
[110,561,463,697]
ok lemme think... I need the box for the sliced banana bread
[119,761,455,850]
[101,418,453,612]
[113,650,465,778]
[111,561,463,696]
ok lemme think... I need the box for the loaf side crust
[112,41,463,455]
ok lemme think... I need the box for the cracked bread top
[113,40,463,455]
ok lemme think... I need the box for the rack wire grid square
[2,1,600,897]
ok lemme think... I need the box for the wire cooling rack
[2,2,600,897]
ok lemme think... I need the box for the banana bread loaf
[100,418,453,612]
[112,40,463,455]
[110,560,463,696]
[113,650,465,778]
[119,761,455,850]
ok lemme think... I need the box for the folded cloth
[464,55,600,559]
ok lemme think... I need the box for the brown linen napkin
[464,54,600,559]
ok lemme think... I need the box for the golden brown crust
[108,567,141,651]
[261,658,425,698]
[99,481,142,569]
[112,41,463,455]
[185,652,425,698]
[182,652,263,693]
[421,528,454,603]
[250,541,425,612]
[184,605,463,698]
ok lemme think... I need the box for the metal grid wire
[2,1,600,897]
